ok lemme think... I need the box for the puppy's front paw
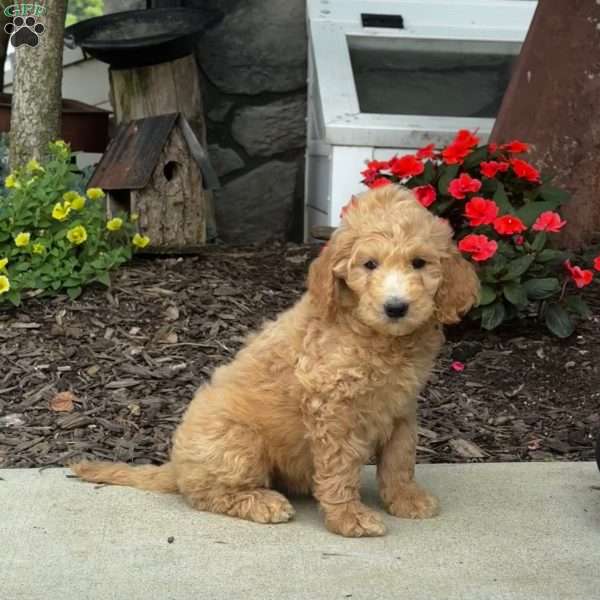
[324,501,387,537]
[386,484,440,519]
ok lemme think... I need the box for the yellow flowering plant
[0,141,149,306]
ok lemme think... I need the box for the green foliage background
[66,0,104,26]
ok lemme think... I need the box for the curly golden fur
[72,185,479,537]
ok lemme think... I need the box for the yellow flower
[130,213,140,222]
[132,233,150,248]
[33,243,45,255]
[26,159,44,174]
[67,225,87,245]
[86,188,105,200]
[15,232,30,247]
[106,217,123,232]
[0,258,7,270]
[50,140,69,159]
[0,275,9,295]
[5,173,20,189]
[70,195,86,211]
[52,202,72,221]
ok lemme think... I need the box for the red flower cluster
[564,260,594,288]
[416,143,436,160]
[510,158,540,183]
[502,140,529,154]
[480,160,509,179]
[414,184,437,208]
[448,173,482,199]
[458,234,498,262]
[493,214,527,236]
[464,197,498,227]
[532,211,566,233]
[390,155,424,178]
[442,129,479,165]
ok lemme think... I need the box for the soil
[1,243,598,469]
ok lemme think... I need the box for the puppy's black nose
[384,299,409,319]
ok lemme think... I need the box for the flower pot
[0,93,110,153]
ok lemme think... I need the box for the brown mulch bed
[0,243,598,469]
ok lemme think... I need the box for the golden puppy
[72,185,479,537]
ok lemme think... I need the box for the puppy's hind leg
[174,424,295,525]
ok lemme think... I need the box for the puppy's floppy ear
[307,230,352,320]
[435,247,480,325]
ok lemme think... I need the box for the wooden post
[490,0,600,249]
[110,54,215,238]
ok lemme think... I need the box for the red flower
[414,184,436,208]
[514,235,525,246]
[389,154,424,178]
[454,129,479,148]
[448,173,482,199]
[488,143,498,154]
[493,214,527,235]
[510,158,541,183]
[480,160,510,178]
[532,211,566,233]
[366,160,390,171]
[451,361,465,372]
[368,177,392,189]
[502,140,529,154]
[441,130,479,165]
[416,143,436,160]
[458,234,498,262]
[564,260,594,288]
[594,256,600,272]
[361,167,379,184]
[464,197,499,226]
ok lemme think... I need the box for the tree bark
[9,0,67,169]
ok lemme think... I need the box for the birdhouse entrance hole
[163,161,180,182]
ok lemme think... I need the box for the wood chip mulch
[0,243,598,469]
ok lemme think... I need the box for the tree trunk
[9,0,67,169]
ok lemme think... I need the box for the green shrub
[0,141,149,307]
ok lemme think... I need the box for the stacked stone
[196,0,307,243]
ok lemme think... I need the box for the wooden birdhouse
[88,113,218,253]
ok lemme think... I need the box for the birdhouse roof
[88,113,179,191]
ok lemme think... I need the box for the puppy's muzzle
[384,298,409,319]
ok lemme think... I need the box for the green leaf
[6,290,21,307]
[95,271,111,287]
[544,302,574,338]
[437,164,459,195]
[478,284,497,306]
[67,286,82,300]
[530,232,547,252]
[537,248,567,263]
[517,201,562,227]
[538,185,570,205]
[523,278,560,300]
[463,147,488,169]
[481,301,506,330]
[421,161,436,185]
[493,183,514,215]
[503,282,528,307]
[501,255,535,281]
[565,296,592,318]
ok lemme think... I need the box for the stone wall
[192,0,308,244]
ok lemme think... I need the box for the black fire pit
[64,7,222,70]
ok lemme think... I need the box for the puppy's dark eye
[412,258,426,270]
[364,260,378,271]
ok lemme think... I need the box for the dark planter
[0,93,110,153]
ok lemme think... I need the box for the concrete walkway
[1,463,599,600]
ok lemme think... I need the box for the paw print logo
[5,16,45,48]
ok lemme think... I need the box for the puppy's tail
[70,460,178,493]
